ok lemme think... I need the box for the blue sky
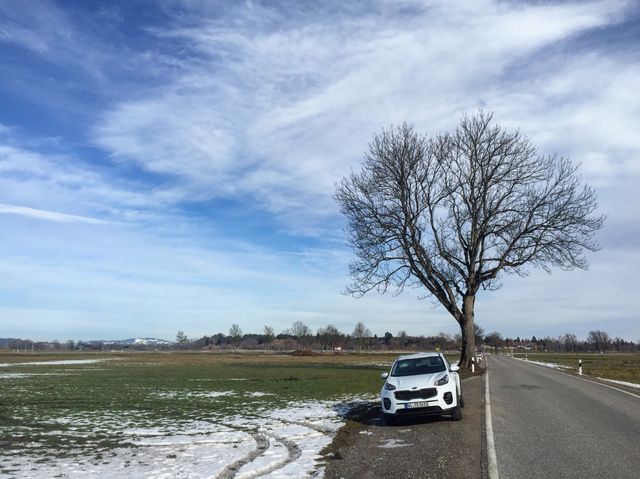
[1,0,639,342]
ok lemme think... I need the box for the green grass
[0,349,476,471]
[0,351,401,461]
[512,352,640,384]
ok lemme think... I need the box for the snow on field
[515,358,639,389]
[597,377,640,389]
[190,378,248,381]
[0,372,66,379]
[151,390,237,399]
[151,390,275,400]
[0,397,375,478]
[0,358,118,367]
[1,424,256,479]
[514,358,571,370]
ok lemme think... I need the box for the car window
[391,356,446,376]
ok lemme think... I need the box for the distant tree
[213,332,225,346]
[398,330,409,349]
[335,112,604,369]
[383,331,393,346]
[229,324,243,352]
[262,326,274,354]
[291,321,311,349]
[485,331,504,352]
[280,328,292,351]
[587,330,610,353]
[352,322,371,351]
[318,324,340,353]
[563,333,578,352]
[436,331,453,351]
[176,330,188,346]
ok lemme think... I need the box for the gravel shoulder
[324,374,484,479]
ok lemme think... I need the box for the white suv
[380,352,462,425]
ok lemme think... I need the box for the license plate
[405,401,430,409]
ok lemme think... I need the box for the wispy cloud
[0,204,109,224]
[93,0,635,237]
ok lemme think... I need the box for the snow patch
[0,358,118,367]
[379,438,412,449]
[1,397,367,478]
[1,424,256,478]
[596,377,640,389]
[0,372,68,379]
[151,390,236,399]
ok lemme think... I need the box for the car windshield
[391,356,446,377]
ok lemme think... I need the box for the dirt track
[324,375,483,479]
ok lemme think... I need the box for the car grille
[394,388,437,401]
[395,405,443,416]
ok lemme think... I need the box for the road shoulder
[324,374,484,479]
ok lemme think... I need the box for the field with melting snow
[0,352,392,478]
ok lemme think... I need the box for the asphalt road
[487,355,640,479]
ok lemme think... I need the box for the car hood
[388,372,447,390]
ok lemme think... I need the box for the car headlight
[434,374,449,386]
[384,382,396,390]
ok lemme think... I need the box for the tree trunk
[459,295,476,370]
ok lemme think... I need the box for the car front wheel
[383,413,397,426]
[451,391,462,421]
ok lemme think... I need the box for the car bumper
[381,384,458,416]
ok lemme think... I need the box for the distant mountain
[101,338,173,346]
[1,337,174,347]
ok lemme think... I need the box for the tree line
[3,326,636,354]
[172,322,638,354]
[481,329,637,354]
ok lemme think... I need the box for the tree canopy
[335,111,604,368]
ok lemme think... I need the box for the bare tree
[280,328,292,351]
[291,320,311,350]
[262,325,274,354]
[484,331,504,353]
[398,330,408,350]
[335,111,604,369]
[229,324,242,352]
[352,321,371,351]
[176,330,188,347]
[563,333,578,352]
[587,330,610,353]
[324,324,340,353]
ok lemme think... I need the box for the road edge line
[485,368,499,479]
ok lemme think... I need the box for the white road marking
[485,369,499,479]
[510,357,640,400]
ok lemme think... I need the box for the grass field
[0,351,411,478]
[511,352,640,384]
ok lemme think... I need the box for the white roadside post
[472,357,475,373]
[579,359,582,376]
[525,354,528,361]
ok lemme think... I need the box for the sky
[1,0,639,342]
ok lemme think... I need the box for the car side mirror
[380,372,389,379]
[449,365,460,372]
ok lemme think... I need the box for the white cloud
[0,141,169,223]
[93,0,634,236]
[0,204,108,225]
